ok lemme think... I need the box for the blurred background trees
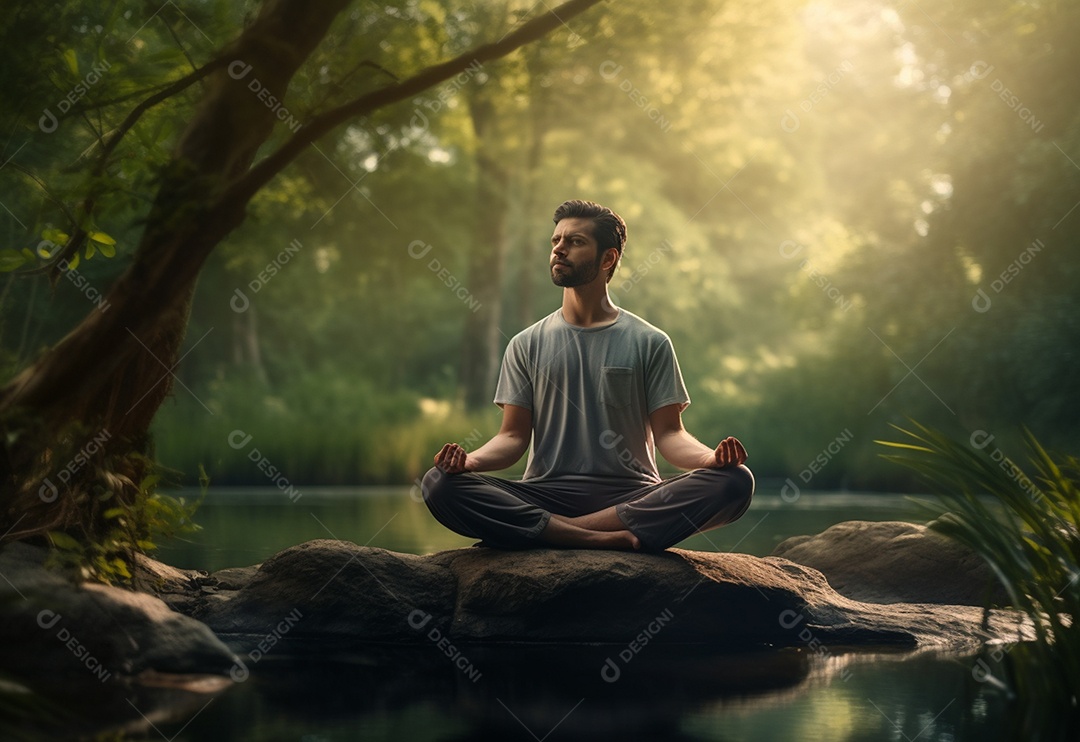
[2,0,1077,491]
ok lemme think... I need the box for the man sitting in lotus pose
[422,199,753,551]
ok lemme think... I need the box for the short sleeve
[644,337,690,413]
[494,334,533,410]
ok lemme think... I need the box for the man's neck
[560,285,619,328]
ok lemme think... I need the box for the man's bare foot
[564,505,626,532]
[540,517,642,550]
[610,529,642,551]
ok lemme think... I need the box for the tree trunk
[232,305,269,386]
[460,91,510,410]
[0,0,606,544]
[0,0,351,541]
[516,62,552,328]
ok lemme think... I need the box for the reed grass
[878,422,1079,739]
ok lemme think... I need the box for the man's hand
[434,443,470,474]
[709,436,748,468]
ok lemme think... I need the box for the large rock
[772,520,1009,606]
[0,542,238,683]
[201,539,457,640]
[187,538,1029,651]
[2,529,1027,737]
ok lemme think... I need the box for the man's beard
[550,254,602,287]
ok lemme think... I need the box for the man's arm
[649,403,747,470]
[433,403,532,474]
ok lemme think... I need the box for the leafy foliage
[878,422,1079,739]
[0,0,1077,491]
[43,454,203,584]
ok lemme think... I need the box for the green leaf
[63,48,78,76]
[874,439,933,453]
[102,507,126,520]
[110,558,132,579]
[0,249,27,272]
[48,531,81,550]
[42,228,69,245]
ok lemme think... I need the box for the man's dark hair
[553,199,627,281]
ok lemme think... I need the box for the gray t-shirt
[494,308,690,484]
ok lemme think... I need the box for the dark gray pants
[421,465,754,552]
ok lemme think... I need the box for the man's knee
[701,464,755,516]
[727,465,755,519]
[421,466,454,513]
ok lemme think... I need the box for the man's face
[550,217,604,287]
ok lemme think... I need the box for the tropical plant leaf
[877,421,1080,735]
[62,48,78,76]
[0,249,26,272]
[47,531,81,550]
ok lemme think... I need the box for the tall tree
[0,0,606,547]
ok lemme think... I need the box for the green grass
[878,422,1079,739]
[151,374,509,486]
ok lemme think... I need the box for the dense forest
[2,0,1077,494]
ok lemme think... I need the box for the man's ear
[604,247,621,273]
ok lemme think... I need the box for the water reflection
[151,643,1007,741]
[141,489,1008,741]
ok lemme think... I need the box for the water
[156,486,934,569]
[153,644,1008,741]
[142,487,1013,741]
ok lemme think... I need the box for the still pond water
[145,486,1012,741]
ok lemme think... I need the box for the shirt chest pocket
[600,366,634,409]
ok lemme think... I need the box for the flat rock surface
[772,520,1009,606]
[188,539,1029,650]
[201,539,457,641]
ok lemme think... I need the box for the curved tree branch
[0,0,607,546]
[43,54,234,272]
[225,0,604,206]
[64,81,175,117]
